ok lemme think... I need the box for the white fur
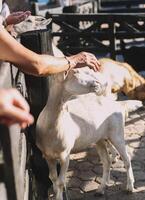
[15,17,144,199]
[36,70,138,199]
[13,15,52,36]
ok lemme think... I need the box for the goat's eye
[36,18,45,22]
[26,19,32,23]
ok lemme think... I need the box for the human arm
[0,27,101,76]
[0,89,34,128]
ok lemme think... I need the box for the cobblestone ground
[48,106,145,200]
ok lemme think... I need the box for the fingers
[17,13,29,23]
[89,58,101,71]
[11,11,31,17]
[11,11,24,16]
[10,89,30,112]
[10,11,31,24]
[24,11,31,17]
[5,106,34,126]
[0,89,34,128]
[85,52,101,71]
[70,53,101,71]
[0,116,32,128]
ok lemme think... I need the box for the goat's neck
[45,74,65,122]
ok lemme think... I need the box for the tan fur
[99,58,145,100]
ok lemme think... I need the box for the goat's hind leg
[110,132,135,192]
[96,140,111,195]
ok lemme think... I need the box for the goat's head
[64,67,108,96]
[13,15,52,36]
[125,84,145,101]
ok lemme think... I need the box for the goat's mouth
[91,84,104,95]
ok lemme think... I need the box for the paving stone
[125,134,141,143]
[69,160,78,169]
[134,171,145,182]
[129,139,141,148]
[80,180,99,192]
[106,190,144,200]
[84,191,106,200]
[112,159,124,168]
[128,113,141,120]
[133,149,145,161]
[66,169,78,178]
[92,164,103,175]
[76,161,94,171]
[132,163,142,172]
[68,188,84,200]
[135,181,145,192]
[134,125,145,136]
[67,177,82,188]
[70,152,88,161]
[125,125,138,135]
[77,170,96,181]
[95,175,115,186]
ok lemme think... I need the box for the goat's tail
[119,100,143,118]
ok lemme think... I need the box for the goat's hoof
[126,184,135,193]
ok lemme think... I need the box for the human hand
[67,52,101,71]
[0,89,34,128]
[5,11,31,26]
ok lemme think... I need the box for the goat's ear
[39,18,52,26]
[35,16,46,21]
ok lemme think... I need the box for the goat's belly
[72,127,108,153]
[59,95,119,152]
[58,112,108,153]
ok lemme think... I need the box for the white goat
[36,67,141,200]
[13,15,52,37]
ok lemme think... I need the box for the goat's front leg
[46,159,58,195]
[56,154,70,200]
[96,140,111,195]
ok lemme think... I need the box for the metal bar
[121,22,140,33]
[99,0,145,7]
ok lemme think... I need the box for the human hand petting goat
[65,51,101,72]
[4,11,31,26]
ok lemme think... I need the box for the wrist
[64,56,76,71]
[64,56,71,71]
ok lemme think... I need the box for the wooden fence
[97,0,145,13]
[0,27,53,200]
[0,62,29,200]
[50,13,145,59]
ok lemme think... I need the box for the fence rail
[50,13,145,58]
